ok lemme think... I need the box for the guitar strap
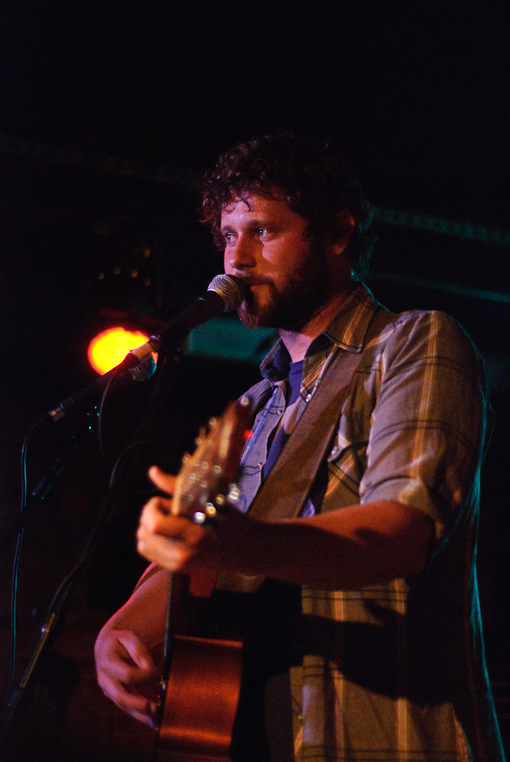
[245,306,394,522]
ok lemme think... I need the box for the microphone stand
[0,417,92,565]
[0,351,182,754]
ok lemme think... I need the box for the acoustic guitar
[156,397,253,762]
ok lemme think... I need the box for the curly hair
[197,134,375,279]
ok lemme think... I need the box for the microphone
[46,355,157,422]
[122,274,247,367]
[44,275,247,422]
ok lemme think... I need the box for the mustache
[233,276,272,287]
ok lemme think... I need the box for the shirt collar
[259,282,380,383]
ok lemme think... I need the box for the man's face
[221,194,333,331]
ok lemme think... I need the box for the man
[95,135,505,761]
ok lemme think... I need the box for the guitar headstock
[171,396,252,525]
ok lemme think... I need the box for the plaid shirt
[236,284,504,761]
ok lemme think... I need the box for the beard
[236,240,330,331]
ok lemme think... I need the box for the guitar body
[156,398,252,761]
[158,635,243,762]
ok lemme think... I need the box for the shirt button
[305,393,312,403]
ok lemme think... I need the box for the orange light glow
[88,327,151,375]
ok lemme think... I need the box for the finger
[139,500,195,536]
[148,466,177,495]
[140,496,174,524]
[115,630,157,672]
[96,635,157,689]
[99,674,158,728]
[137,525,192,570]
[127,701,159,729]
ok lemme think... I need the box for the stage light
[88,327,152,375]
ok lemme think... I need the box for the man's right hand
[95,625,161,728]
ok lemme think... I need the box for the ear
[331,212,356,255]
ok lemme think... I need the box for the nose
[225,234,257,273]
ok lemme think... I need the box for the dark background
[0,1,509,759]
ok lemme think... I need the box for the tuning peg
[192,502,218,525]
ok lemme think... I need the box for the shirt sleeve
[359,310,489,549]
